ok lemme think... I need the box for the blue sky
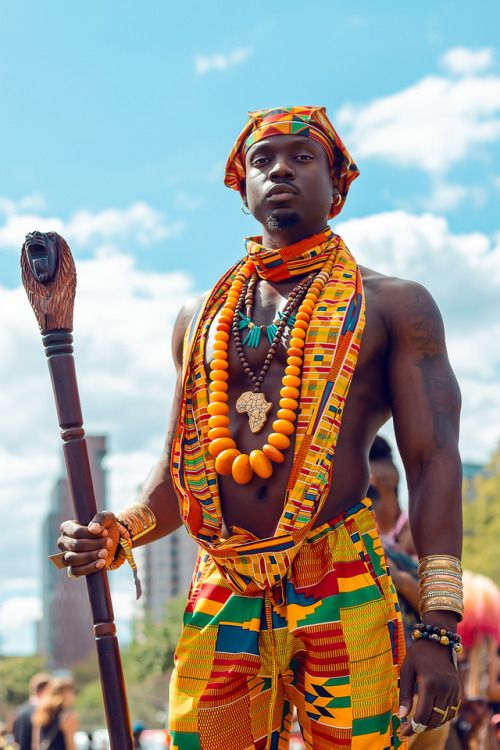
[1,0,500,654]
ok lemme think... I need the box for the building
[139,527,199,624]
[38,435,107,669]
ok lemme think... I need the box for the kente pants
[169,499,406,750]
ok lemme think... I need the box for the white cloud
[194,46,252,75]
[336,210,500,463]
[0,200,183,251]
[441,47,495,76]
[336,49,500,173]
[0,194,47,214]
[419,180,487,212]
[0,596,42,654]
[0,596,42,628]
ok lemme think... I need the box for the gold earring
[334,194,342,207]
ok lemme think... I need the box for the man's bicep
[387,282,461,470]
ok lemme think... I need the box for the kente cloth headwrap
[224,106,359,218]
[171,229,365,596]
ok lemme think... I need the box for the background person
[31,677,78,750]
[370,435,452,750]
[13,672,51,750]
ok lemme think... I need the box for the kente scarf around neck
[245,227,335,281]
[171,232,365,595]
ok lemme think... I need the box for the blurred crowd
[2,435,499,750]
[0,673,169,750]
[368,436,500,750]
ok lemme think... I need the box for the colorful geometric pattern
[169,500,406,750]
[224,106,359,219]
[170,230,365,596]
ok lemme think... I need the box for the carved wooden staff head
[21,231,76,334]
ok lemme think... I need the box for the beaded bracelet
[411,622,463,671]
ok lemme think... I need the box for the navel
[256,485,268,501]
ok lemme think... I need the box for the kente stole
[171,228,365,595]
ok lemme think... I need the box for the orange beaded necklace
[207,249,337,485]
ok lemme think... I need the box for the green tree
[72,595,186,731]
[122,595,185,684]
[0,654,47,708]
[462,444,500,585]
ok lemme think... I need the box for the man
[13,672,51,750]
[58,107,463,750]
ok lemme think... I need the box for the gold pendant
[236,391,273,433]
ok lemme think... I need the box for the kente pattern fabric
[170,229,365,596]
[169,500,406,750]
[224,106,359,218]
[245,227,341,282]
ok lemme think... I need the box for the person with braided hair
[57,107,463,750]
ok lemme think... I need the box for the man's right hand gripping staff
[58,512,119,577]
[59,504,157,597]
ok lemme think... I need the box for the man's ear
[329,166,340,191]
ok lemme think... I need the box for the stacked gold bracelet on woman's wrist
[108,503,157,598]
[418,554,464,620]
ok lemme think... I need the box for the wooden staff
[21,230,133,750]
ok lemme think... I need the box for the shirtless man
[58,107,463,750]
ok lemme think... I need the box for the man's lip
[267,184,298,197]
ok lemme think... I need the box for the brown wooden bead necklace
[231,271,316,433]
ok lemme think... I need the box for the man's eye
[252,157,269,166]
[296,154,314,161]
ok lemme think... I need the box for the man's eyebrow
[249,138,319,155]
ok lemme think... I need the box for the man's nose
[269,158,295,180]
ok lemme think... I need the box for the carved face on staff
[24,230,59,283]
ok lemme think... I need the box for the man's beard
[266,213,300,232]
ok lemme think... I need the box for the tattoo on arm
[414,352,457,448]
[408,292,458,448]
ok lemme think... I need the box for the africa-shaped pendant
[236,391,273,433]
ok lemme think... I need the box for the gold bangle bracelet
[420,580,463,592]
[420,597,464,617]
[419,568,462,581]
[418,555,462,572]
[420,589,463,601]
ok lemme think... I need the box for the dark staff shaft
[44,330,133,750]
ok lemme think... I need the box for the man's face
[244,134,337,234]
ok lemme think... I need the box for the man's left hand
[398,639,460,737]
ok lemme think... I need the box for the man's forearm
[407,448,462,559]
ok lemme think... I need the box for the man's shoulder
[171,292,211,367]
[174,292,210,329]
[360,265,430,296]
[360,266,438,318]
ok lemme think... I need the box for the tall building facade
[38,436,107,669]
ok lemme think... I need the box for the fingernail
[106,539,113,548]
[102,529,109,537]
[96,559,105,568]
[398,706,406,718]
[89,523,100,532]
[98,550,108,558]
